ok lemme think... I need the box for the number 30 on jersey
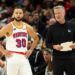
[16,39,26,48]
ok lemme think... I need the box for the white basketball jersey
[6,22,28,52]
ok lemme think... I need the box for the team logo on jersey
[13,28,16,30]
[68,29,71,32]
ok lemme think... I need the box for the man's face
[54,8,65,22]
[33,13,39,21]
[28,16,33,23]
[13,9,24,21]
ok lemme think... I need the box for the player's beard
[14,18,23,22]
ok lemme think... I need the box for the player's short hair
[14,5,24,13]
[53,5,65,12]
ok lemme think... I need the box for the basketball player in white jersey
[0,6,39,75]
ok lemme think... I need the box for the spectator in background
[29,4,34,12]
[0,1,7,23]
[32,25,43,50]
[47,18,56,28]
[6,7,13,18]
[27,40,32,50]
[23,11,30,22]
[64,1,70,12]
[28,14,33,25]
[42,0,54,9]
[0,1,7,12]
[6,0,15,7]
[43,48,53,75]
[44,9,54,24]
[36,4,43,14]
[18,0,24,5]
[32,0,43,7]
[30,48,45,75]
[32,11,46,39]
[29,42,45,75]
[66,0,75,20]
[28,26,45,75]
[23,0,30,11]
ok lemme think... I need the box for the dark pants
[53,58,75,75]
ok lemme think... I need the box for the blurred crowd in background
[0,0,75,75]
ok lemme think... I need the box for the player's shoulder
[3,21,13,32]
[6,21,13,28]
[23,22,32,29]
[23,22,30,26]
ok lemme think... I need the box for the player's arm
[25,25,39,58]
[0,44,12,57]
[27,25,39,51]
[0,44,6,55]
[0,24,10,37]
[0,24,12,57]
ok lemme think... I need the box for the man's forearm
[30,38,39,51]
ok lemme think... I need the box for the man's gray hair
[53,5,65,12]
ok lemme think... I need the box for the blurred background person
[43,48,53,75]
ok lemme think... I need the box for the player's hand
[53,45,63,51]
[3,50,12,58]
[25,50,33,58]
[70,43,75,49]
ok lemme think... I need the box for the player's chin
[16,18,22,21]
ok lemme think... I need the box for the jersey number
[16,39,26,48]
